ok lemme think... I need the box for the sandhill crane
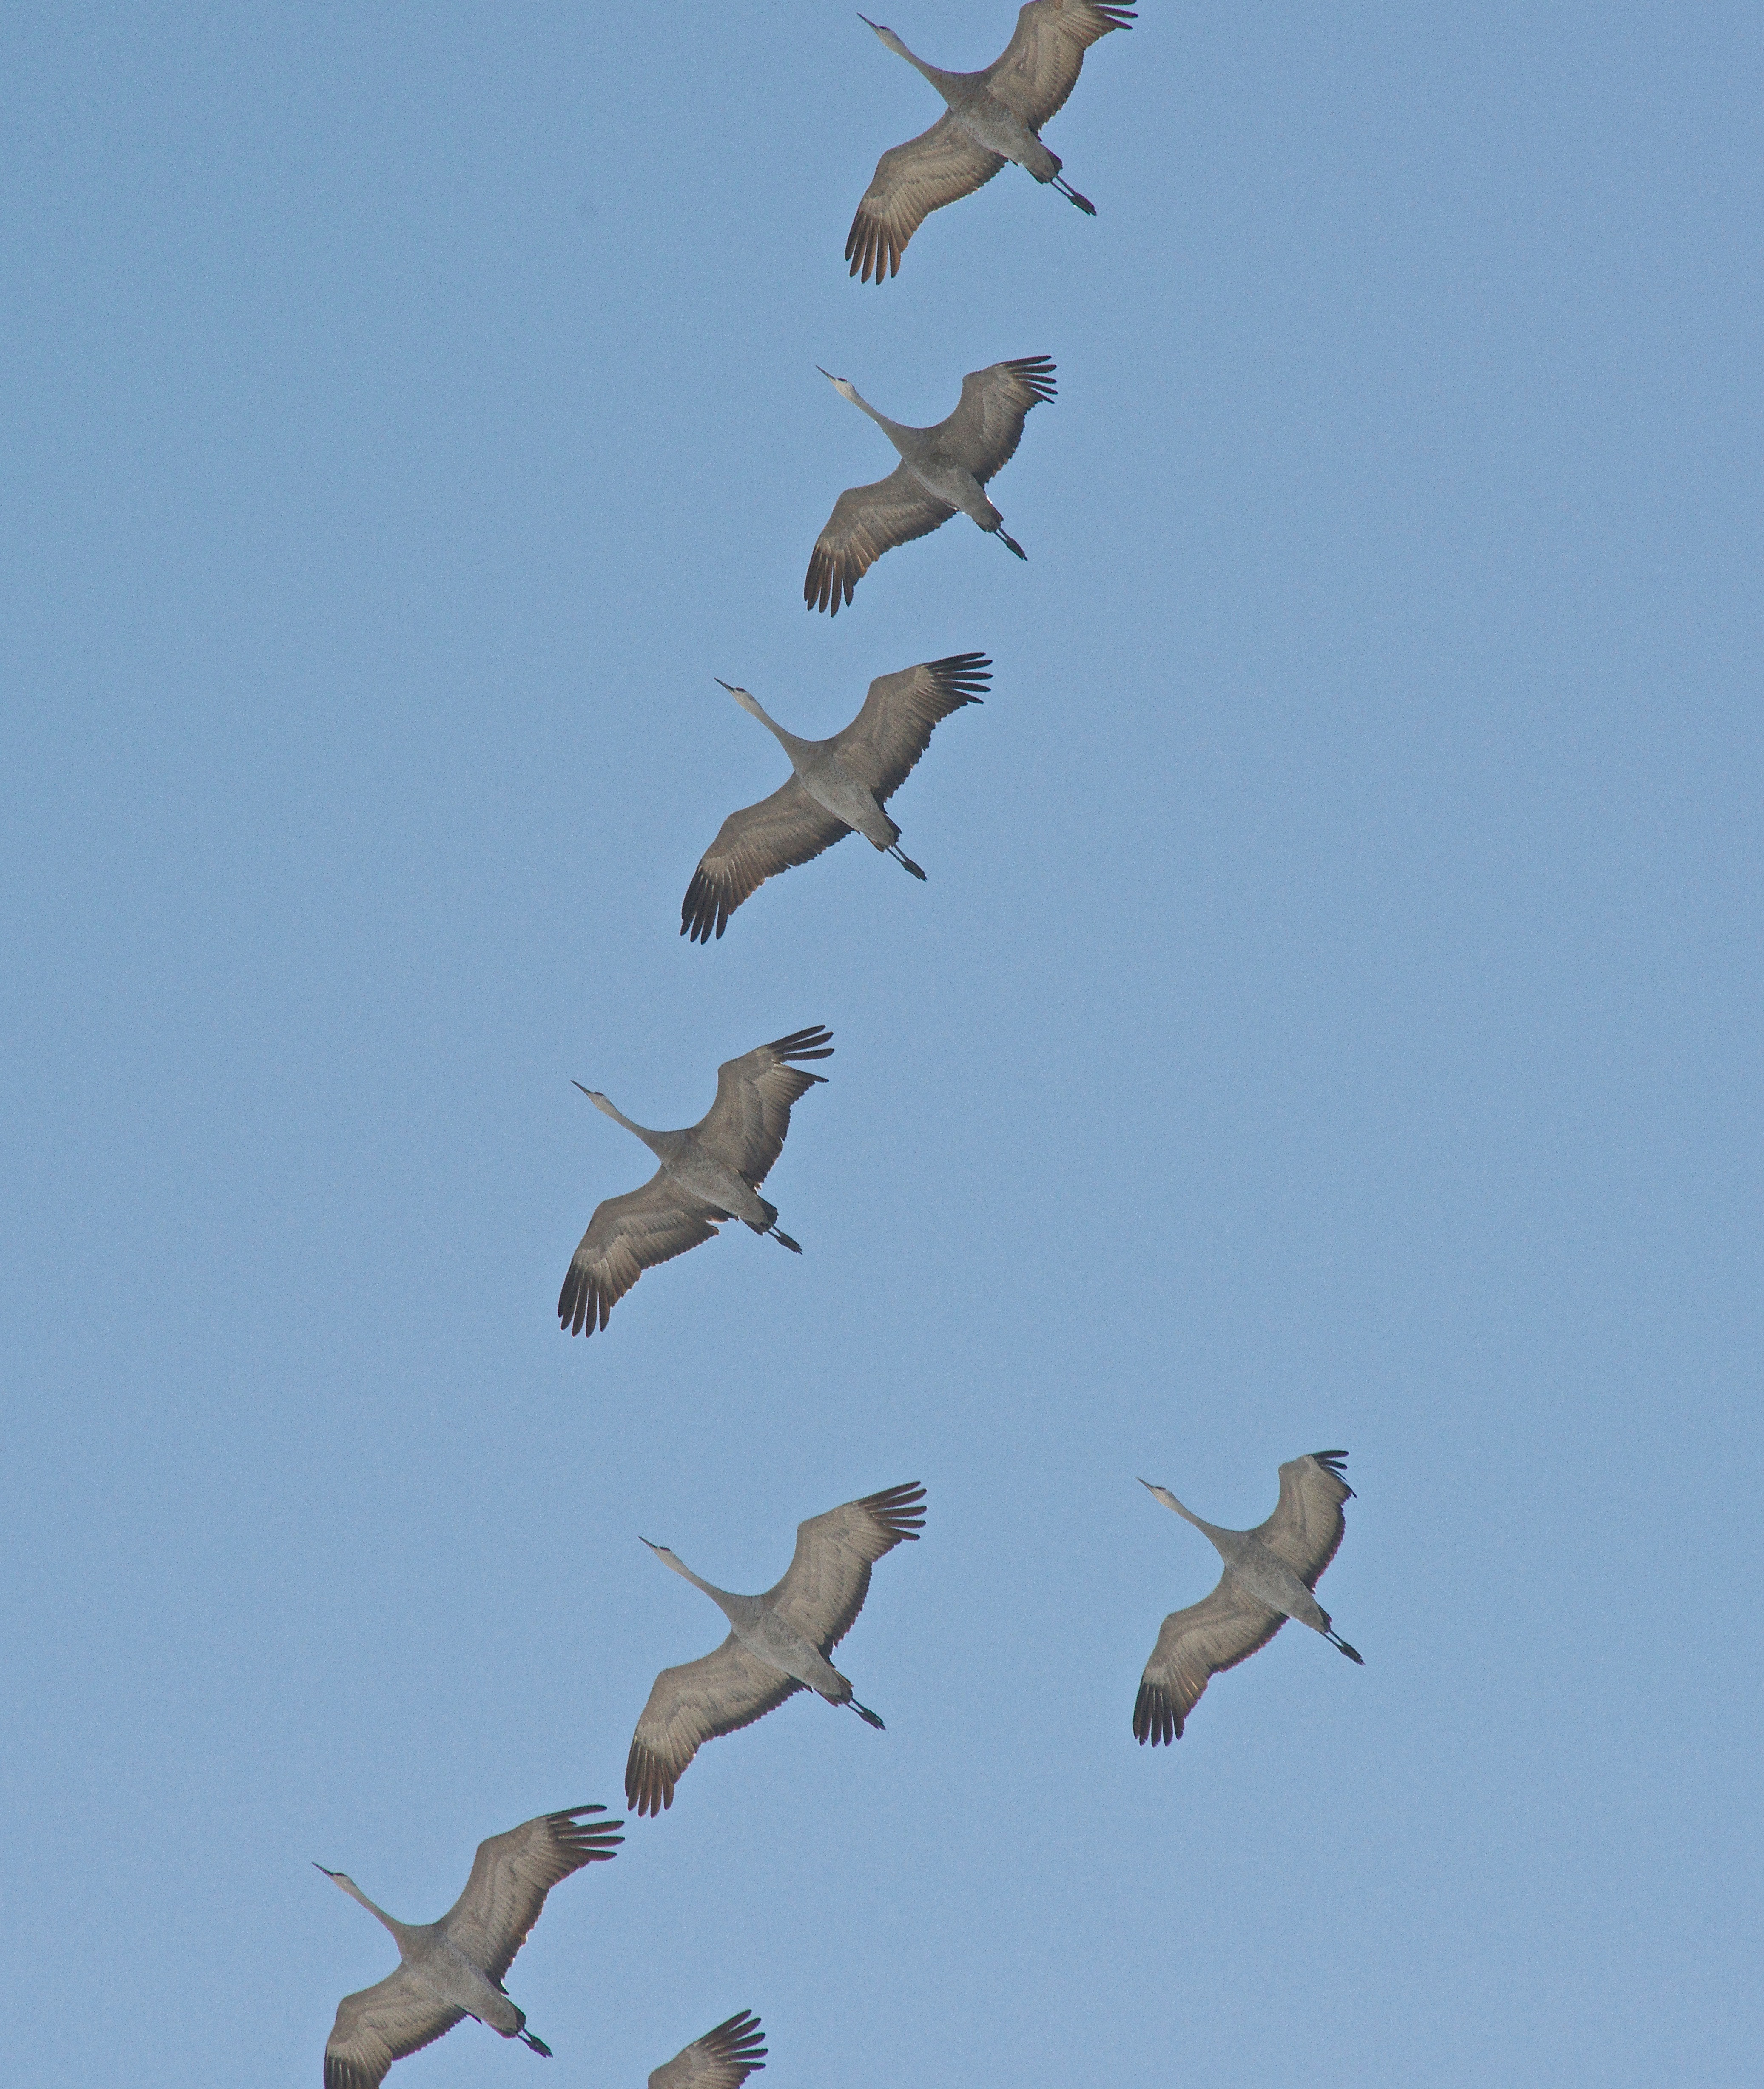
[651,2012,768,2089]
[558,1026,832,1338]
[682,655,991,942]
[805,358,1056,613]
[846,3,1135,283]
[317,1804,622,2088]
[1134,1451,1364,1747]
[626,1482,926,1815]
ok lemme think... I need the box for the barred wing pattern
[696,1025,834,1182]
[441,1805,624,1984]
[626,1636,806,1817]
[805,462,957,615]
[324,1970,465,2089]
[833,653,991,804]
[987,0,1137,132]
[938,358,1058,482]
[1132,1578,1286,1747]
[1255,1449,1354,1588]
[846,113,1006,283]
[559,1170,725,1338]
[681,780,850,943]
[649,2011,769,2089]
[768,1482,927,1655]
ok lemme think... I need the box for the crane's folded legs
[994,527,1028,560]
[518,2029,554,2056]
[888,843,928,880]
[768,1225,804,1253]
[1326,1629,1364,1664]
[1053,176,1097,215]
[849,1698,886,1729]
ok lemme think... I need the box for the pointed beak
[714,678,735,692]
[816,365,842,384]
[639,1536,661,1551]
[314,1863,338,1878]
[1137,1477,1160,1493]
[857,13,879,27]
[572,1080,592,1098]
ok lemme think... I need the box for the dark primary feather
[805,461,956,614]
[649,2010,768,2089]
[697,1025,834,1181]
[846,112,1006,283]
[324,1972,465,2089]
[626,1636,806,1817]
[681,779,850,942]
[834,652,992,803]
[939,357,1058,481]
[558,1170,724,1338]
[441,1804,623,1983]
[769,1481,927,1655]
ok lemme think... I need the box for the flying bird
[1133,1451,1364,1747]
[847,3,1136,283]
[650,2011,768,2089]
[317,1804,622,2088]
[626,1482,926,1815]
[682,654,991,942]
[559,1026,832,1338]
[806,358,1055,613]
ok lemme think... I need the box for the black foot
[1329,1631,1364,1664]
[1055,177,1097,215]
[520,2030,554,2057]
[891,845,928,880]
[769,1226,803,1254]
[996,529,1028,560]
[851,1698,886,1730]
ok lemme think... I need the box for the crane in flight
[682,655,991,942]
[1133,1451,1364,1746]
[805,358,1056,613]
[317,1804,622,2087]
[626,1482,926,1815]
[558,1026,832,1338]
[846,3,1137,283]
[649,2011,768,2089]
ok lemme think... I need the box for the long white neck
[339,1876,418,1952]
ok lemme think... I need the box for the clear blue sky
[2,4,1760,2084]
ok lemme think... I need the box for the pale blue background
[2,4,1760,2083]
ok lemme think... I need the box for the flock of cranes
[311,5,1369,2080]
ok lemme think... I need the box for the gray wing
[984,0,1136,131]
[805,462,957,615]
[649,2011,768,2089]
[846,111,1007,283]
[681,777,851,944]
[558,1168,726,1338]
[768,1482,926,1655]
[1255,1449,1354,1589]
[694,1025,833,1182]
[440,1805,623,1984]
[1132,1576,1286,1746]
[626,1635,805,1817]
[832,652,991,805]
[936,357,1057,482]
[324,1967,466,2089]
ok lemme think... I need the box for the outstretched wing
[1255,1449,1354,1589]
[681,777,851,944]
[985,0,1136,131]
[440,1804,623,1984]
[559,1169,726,1337]
[936,356,1057,482]
[695,1025,834,1183]
[324,1968,465,2089]
[768,1481,926,1656]
[805,462,957,615]
[1132,1577,1286,1746]
[649,2010,768,2089]
[846,112,1007,283]
[832,652,991,805]
[626,1636,805,1817]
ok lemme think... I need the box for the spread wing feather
[1255,1449,1354,1588]
[441,1804,623,1984]
[986,0,1137,131]
[559,1169,725,1338]
[696,1026,834,1181]
[938,357,1058,481]
[1132,1576,1286,1747]
[845,113,1007,283]
[626,1636,805,1817]
[768,1481,927,1655]
[681,778,851,943]
[805,462,957,615]
[649,2010,769,2089]
[324,1969,465,2089]
[832,653,991,803]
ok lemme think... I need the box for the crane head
[572,1079,619,1120]
[857,14,909,58]
[1138,1478,1182,1514]
[640,1536,692,1579]
[816,364,861,406]
[313,1864,356,1891]
[715,677,764,719]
